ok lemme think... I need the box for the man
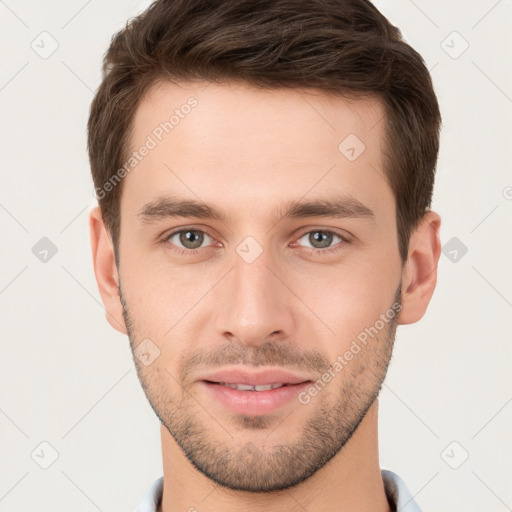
[88,1,441,510]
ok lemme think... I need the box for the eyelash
[161,228,351,257]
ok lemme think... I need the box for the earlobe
[89,206,128,335]
[398,211,441,325]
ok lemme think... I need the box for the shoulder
[135,476,164,512]
[382,469,424,512]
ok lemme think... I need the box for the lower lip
[200,381,311,415]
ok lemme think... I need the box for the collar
[136,469,423,511]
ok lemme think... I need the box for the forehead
[131,79,385,153]
[122,80,392,220]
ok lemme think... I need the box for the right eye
[164,228,215,254]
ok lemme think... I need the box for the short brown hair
[87,0,441,262]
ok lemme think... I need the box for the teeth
[220,383,285,391]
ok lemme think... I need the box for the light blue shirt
[135,469,422,511]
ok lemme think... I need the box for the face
[115,80,404,491]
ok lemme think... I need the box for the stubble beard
[120,283,401,492]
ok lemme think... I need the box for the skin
[90,80,441,512]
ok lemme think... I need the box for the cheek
[121,253,220,337]
[291,261,399,343]
[120,230,401,350]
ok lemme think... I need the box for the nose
[214,243,296,347]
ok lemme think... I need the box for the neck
[158,400,391,512]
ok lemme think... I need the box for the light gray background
[0,1,511,511]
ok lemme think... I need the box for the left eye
[297,230,344,250]
[167,229,213,250]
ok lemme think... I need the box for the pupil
[310,231,332,248]
[180,230,203,249]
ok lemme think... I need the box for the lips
[195,367,314,415]
[217,383,286,391]
[198,367,313,387]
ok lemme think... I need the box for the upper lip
[198,367,313,386]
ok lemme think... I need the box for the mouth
[197,367,314,387]
[204,381,303,391]
[197,370,314,416]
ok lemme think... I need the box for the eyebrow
[137,195,375,224]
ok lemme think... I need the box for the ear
[89,206,127,334]
[399,211,441,325]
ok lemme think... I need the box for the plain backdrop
[0,1,511,511]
